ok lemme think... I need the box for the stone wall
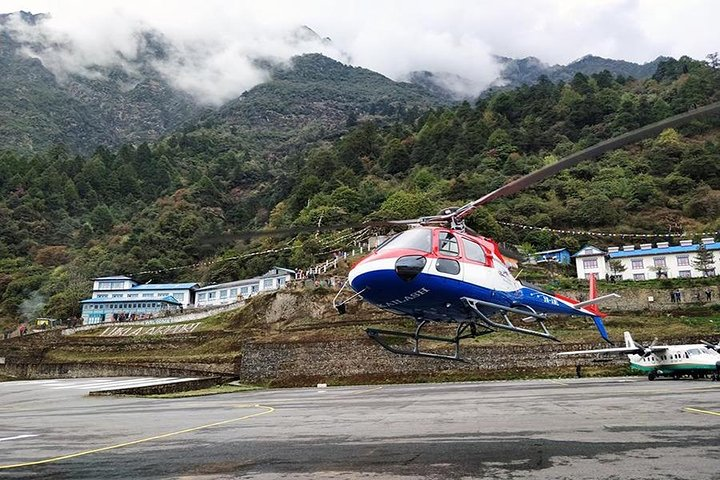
[559,285,720,313]
[238,337,656,386]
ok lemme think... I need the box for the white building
[573,238,720,280]
[573,245,609,280]
[194,267,295,308]
[80,276,199,324]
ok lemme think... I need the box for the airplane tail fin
[623,331,635,349]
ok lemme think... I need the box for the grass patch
[145,384,262,398]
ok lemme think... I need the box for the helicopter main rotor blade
[451,101,720,222]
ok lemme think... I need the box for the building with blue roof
[573,237,719,281]
[195,267,295,308]
[528,248,571,265]
[80,277,199,324]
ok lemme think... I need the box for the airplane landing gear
[648,371,657,381]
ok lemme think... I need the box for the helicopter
[332,101,720,361]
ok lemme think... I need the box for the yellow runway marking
[684,407,720,417]
[0,404,274,470]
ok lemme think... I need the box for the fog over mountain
[3,0,717,104]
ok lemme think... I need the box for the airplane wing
[558,345,668,356]
[557,346,639,356]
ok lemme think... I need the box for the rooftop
[81,297,182,304]
[608,242,720,259]
[129,283,199,290]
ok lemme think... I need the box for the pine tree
[693,243,716,277]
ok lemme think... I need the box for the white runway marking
[0,435,38,443]
[22,377,201,391]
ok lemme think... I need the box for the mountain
[494,54,669,88]
[0,12,203,153]
[189,54,450,156]
[409,55,669,100]
[0,12,448,154]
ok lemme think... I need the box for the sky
[1,0,718,104]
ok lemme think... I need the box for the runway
[0,376,719,479]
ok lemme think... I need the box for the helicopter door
[435,231,463,280]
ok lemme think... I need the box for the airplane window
[436,258,461,275]
[377,228,432,253]
[438,232,459,256]
[462,238,487,263]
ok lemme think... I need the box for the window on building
[438,232,459,256]
[197,293,206,300]
[462,238,487,263]
[678,270,692,278]
[112,294,123,298]
[631,259,644,269]
[677,255,690,266]
[240,287,249,294]
[97,294,108,298]
[219,290,228,298]
[633,273,646,281]
[174,293,184,302]
[263,279,274,289]
[251,285,258,292]
[653,258,666,268]
[278,278,286,286]
[230,288,238,297]
[582,258,598,269]
[99,281,112,289]
[142,293,153,298]
[128,294,138,298]
[208,292,216,299]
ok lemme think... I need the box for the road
[0,376,719,479]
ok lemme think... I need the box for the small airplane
[558,332,720,381]
[333,102,720,361]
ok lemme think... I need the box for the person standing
[706,288,713,301]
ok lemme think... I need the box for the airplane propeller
[636,338,659,357]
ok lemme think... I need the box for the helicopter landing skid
[366,320,493,361]
[461,297,560,342]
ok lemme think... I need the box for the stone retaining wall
[237,337,672,386]
[559,285,719,313]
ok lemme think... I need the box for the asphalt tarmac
[0,376,719,479]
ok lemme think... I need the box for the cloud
[1,0,719,104]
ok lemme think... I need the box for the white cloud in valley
[1,0,718,104]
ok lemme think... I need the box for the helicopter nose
[395,255,426,282]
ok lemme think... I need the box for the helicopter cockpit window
[438,232,459,256]
[376,228,432,253]
[462,238,486,263]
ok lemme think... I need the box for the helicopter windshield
[376,228,432,253]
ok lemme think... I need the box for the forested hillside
[1,54,719,331]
